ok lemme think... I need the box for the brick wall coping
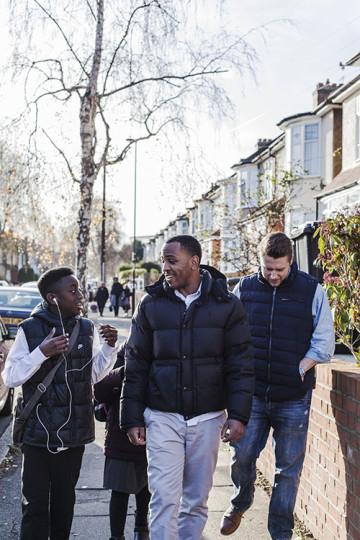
[330,357,359,373]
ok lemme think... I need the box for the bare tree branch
[96,101,111,170]
[102,68,227,98]
[42,128,79,184]
[104,118,176,168]
[103,1,163,93]
[25,58,87,101]
[33,0,89,80]
[84,0,96,20]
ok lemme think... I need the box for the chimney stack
[256,138,272,151]
[313,80,340,109]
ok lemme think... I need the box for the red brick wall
[257,360,360,540]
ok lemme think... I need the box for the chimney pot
[313,80,340,109]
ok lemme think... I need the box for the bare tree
[118,243,133,266]
[88,196,124,279]
[221,165,308,275]
[53,194,125,281]
[0,140,56,276]
[8,0,263,291]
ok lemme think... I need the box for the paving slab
[201,447,272,540]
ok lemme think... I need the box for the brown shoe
[220,506,244,535]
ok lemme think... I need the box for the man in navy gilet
[220,232,334,540]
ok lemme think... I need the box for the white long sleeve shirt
[3,325,118,388]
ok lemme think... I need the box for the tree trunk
[76,0,104,293]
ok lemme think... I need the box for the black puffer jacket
[120,265,254,429]
[21,302,94,448]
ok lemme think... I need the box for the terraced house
[143,52,360,278]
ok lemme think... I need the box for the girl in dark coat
[95,282,109,316]
[94,342,150,540]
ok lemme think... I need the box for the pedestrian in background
[220,232,335,539]
[87,283,94,302]
[121,235,254,540]
[94,342,150,540]
[95,281,109,316]
[110,277,124,317]
[121,284,131,316]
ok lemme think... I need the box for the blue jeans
[230,391,312,540]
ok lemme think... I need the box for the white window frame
[290,122,320,176]
[240,170,253,207]
[263,159,274,201]
[356,96,360,161]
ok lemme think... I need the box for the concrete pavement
[92,308,132,344]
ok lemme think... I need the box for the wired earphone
[36,295,92,454]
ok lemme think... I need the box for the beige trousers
[144,408,226,540]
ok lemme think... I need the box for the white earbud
[54,297,58,305]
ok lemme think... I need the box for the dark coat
[111,282,124,303]
[124,286,131,298]
[240,261,318,401]
[95,286,109,307]
[21,303,94,448]
[94,343,146,461]
[120,265,254,430]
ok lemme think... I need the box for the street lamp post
[100,164,106,283]
[131,141,137,315]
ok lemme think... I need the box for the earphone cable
[37,300,89,454]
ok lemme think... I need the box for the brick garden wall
[257,360,360,540]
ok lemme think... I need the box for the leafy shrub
[18,267,39,283]
[141,261,161,273]
[315,207,360,364]
[119,268,147,281]
[118,264,132,272]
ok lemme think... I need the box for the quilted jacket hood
[145,264,231,303]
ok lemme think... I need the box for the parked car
[0,280,9,286]
[0,317,14,416]
[20,281,38,289]
[0,286,42,338]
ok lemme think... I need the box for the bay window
[291,122,319,176]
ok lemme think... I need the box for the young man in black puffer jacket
[120,235,254,540]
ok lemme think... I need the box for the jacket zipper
[180,299,200,418]
[265,288,276,400]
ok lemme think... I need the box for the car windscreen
[0,290,41,309]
